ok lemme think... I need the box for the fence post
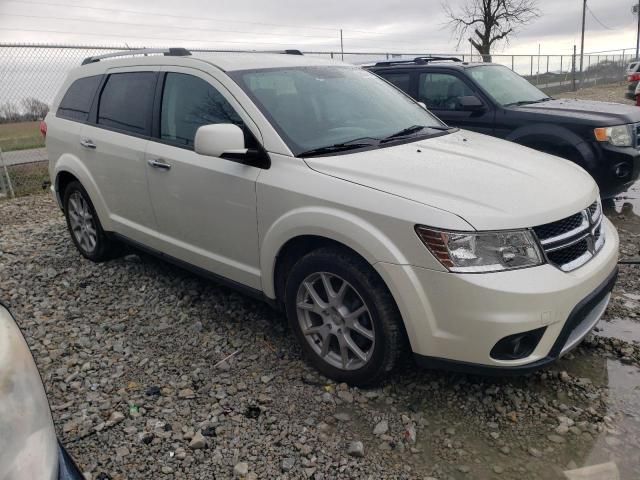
[511,55,514,71]
[0,148,16,199]
[546,55,549,74]
[572,45,577,92]
[530,55,533,77]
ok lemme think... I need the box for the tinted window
[418,73,474,111]
[98,72,156,135]
[161,73,242,147]
[57,75,102,121]
[467,65,548,106]
[232,67,443,156]
[380,73,411,93]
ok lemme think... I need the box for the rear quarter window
[97,72,156,135]
[56,75,103,122]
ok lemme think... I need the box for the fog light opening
[490,327,547,361]
[613,162,631,179]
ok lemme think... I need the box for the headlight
[594,125,633,147]
[415,226,543,273]
[0,303,58,480]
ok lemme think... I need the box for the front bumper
[593,143,640,198]
[375,217,619,372]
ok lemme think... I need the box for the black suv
[367,57,640,198]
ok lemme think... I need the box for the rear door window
[57,75,102,122]
[97,72,156,135]
[160,72,243,148]
[418,72,473,111]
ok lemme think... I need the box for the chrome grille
[533,200,604,272]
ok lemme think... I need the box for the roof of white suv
[77,50,342,74]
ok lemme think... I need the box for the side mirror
[458,95,485,112]
[195,124,246,158]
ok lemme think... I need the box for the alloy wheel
[296,272,375,371]
[68,191,97,254]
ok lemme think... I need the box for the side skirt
[110,232,279,310]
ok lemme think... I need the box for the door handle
[80,138,96,149]
[147,158,171,170]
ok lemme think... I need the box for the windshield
[468,65,549,107]
[230,66,446,156]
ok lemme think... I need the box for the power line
[0,26,326,47]
[585,5,615,30]
[2,13,338,41]
[4,0,338,33]
[5,0,393,37]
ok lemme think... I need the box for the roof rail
[81,47,191,66]
[373,56,463,67]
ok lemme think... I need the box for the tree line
[0,98,49,124]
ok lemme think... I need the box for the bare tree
[444,0,540,62]
[21,97,49,121]
[0,101,21,123]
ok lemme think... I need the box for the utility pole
[579,0,586,87]
[340,29,344,60]
[636,0,640,60]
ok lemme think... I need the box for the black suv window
[418,73,473,111]
[57,75,102,122]
[98,72,156,135]
[380,72,411,93]
[160,73,242,148]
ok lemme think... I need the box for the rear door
[416,70,494,135]
[80,68,158,242]
[48,75,103,181]
[144,67,263,289]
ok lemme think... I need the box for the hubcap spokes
[68,192,97,253]
[296,272,375,371]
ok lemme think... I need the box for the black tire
[62,180,118,262]
[284,247,407,387]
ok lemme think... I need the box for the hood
[513,98,640,125]
[304,130,598,231]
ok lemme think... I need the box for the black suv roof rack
[81,47,192,66]
[373,56,462,67]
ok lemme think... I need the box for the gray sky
[0,0,638,55]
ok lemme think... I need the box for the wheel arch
[261,208,409,302]
[53,154,112,231]
[506,124,597,170]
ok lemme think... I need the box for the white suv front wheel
[285,247,406,386]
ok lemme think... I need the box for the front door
[144,68,263,289]
[417,71,494,135]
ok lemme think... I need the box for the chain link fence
[0,43,633,200]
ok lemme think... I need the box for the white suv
[45,48,619,385]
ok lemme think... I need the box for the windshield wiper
[504,98,551,107]
[381,125,453,144]
[298,141,376,158]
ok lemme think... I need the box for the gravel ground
[556,83,634,105]
[1,193,639,480]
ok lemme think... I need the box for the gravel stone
[347,441,365,457]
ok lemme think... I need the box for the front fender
[506,124,597,170]
[53,154,113,231]
[260,207,421,299]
